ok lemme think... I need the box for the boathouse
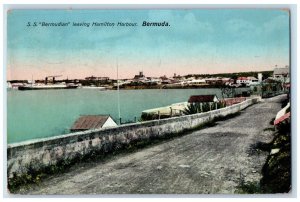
[70,115,118,132]
[188,95,220,112]
[188,95,219,104]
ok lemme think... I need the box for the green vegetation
[240,124,291,194]
[183,102,226,115]
[185,70,273,80]
[141,101,227,121]
[260,121,291,193]
[220,85,236,98]
[236,100,291,194]
[140,113,171,121]
[263,127,276,132]
[236,181,262,194]
[236,122,290,194]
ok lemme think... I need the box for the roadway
[17,95,286,195]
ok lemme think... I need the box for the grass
[263,127,275,132]
[235,181,262,194]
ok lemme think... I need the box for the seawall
[7,97,259,180]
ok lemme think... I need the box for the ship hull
[18,85,78,90]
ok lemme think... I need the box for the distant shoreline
[111,85,250,90]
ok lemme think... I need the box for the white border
[1,1,299,202]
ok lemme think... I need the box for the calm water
[7,88,248,143]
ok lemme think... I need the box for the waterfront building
[188,95,219,104]
[246,77,259,86]
[113,79,132,87]
[160,75,172,84]
[70,115,118,132]
[147,77,162,85]
[222,78,234,85]
[133,71,146,82]
[236,77,259,86]
[85,76,110,81]
[236,77,249,85]
[172,74,184,82]
[205,77,223,85]
[188,94,220,111]
[185,79,207,85]
[273,67,289,81]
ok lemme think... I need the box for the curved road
[17,95,286,195]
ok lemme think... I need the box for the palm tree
[183,103,201,115]
[183,102,226,115]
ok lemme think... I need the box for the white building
[236,77,249,84]
[185,79,206,85]
[273,67,289,82]
[236,76,259,86]
[246,77,259,86]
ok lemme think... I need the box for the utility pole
[117,59,121,125]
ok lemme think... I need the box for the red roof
[237,77,248,80]
[71,115,110,131]
[188,95,217,103]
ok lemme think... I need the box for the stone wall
[7,98,259,179]
[224,97,247,106]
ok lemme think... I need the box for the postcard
[6,7,292,195]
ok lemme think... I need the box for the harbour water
[7,88,249,143]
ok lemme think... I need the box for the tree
[231,75,238,81]
[220,85,236,99]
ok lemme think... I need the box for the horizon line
[7,69,277,81]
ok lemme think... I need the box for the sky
[6,9,290,80]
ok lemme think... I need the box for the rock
[156,166,163,170]
[179,164,190,168]
[270,148,280,155]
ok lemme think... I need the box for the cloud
[224,13,289,41]
[146,10,214,33]
[182,12,214,32]
[225,19,254,32]
[262,14,289,33]
[224,18,261,38]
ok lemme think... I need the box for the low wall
[7,97,259,180]
[224,97,247,106]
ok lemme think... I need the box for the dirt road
[17,95,286,195]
